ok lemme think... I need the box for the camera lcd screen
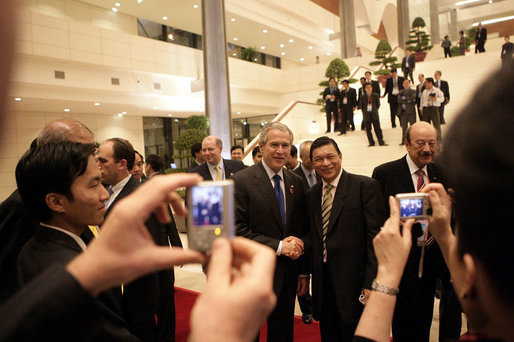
[192,186,223,226]
[399,198,423,217]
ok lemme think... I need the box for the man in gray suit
[397,79,417,145]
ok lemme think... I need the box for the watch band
[371,279,399,296]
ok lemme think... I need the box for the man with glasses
[371,122,456,342]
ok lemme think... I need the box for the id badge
[367,104,372,111]
[343,97,347,104]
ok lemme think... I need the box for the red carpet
[175,287,321,342]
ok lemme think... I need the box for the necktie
[105,186,113,207]
[273,174,285,228]
[88,225,100,237]
[215,165,223,181]
[321,184,334,262]
[308,172,315,188]
[415,169,425,192]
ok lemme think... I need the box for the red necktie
[415,169,425,192]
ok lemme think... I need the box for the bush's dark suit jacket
[0,189,39,303]
[232,162,308,296]
[383,76,405,103]
[17,225,137,341]
[188,159,245,180]
[105,175,177,342]
[306,170,383,324]
[372,156,445,341]
[340,87,357,108]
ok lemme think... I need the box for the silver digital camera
[395,193,432,221]
[186,180,235,253]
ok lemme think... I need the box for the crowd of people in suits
[322,63,451,146]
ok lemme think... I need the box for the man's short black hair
[252,146,261,157]
[310,136,341,160]
[106,138,135,170]
[231,145,243,153]
[328,77,335,82]
[439,64,514,306]
[360,77,366,81]
[459,30,464,34]
[16,142,95,222]
[391,69,398,74]
[425,77,434,85]
[364,71,371,76]
[146,154,164,172]
[342,79,350,85]
[191,142,202,158]
[290,145,298,158]
[134,150,144,163]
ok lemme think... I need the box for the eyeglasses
[413,140,437,148]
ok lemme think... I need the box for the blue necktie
[273,174,285,227]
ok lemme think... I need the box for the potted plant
[369,39,401,86]
[406,17,433,62]
[241,46,259,62]
[316,58,351,113]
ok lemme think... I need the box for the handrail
[242,100,318,158]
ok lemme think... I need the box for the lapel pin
[290,185,294,194]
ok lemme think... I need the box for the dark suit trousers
[261,279,295,342]
[340,106,353,132]
[298,292,313,316]
[363,111,384,145]
[439,277,462,341]
[320,263,356,342]
[475,40,485,53]
[422,106,442,138]
[403,68,414,82]
[399,109,416,142]
[326,103,338,132]
[389,97,399,126]
[439,102,446,124]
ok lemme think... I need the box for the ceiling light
[280,43,285,48]
[472,15,514,25]
[231,18,236,22]
[174,119,179,122]
[162,16,168,20]
[118,113,123,117]
[94,102,100,106]
[14,97,21,101]
[193,4,199,8]
[237,111,241,114]
[137,0,142,3]
[168,114,173,117]
[260,46,265,50]
[326,29,334,34]
[289,39,294,43]
[232,53,237,56]
[308,46,313,50]
[326,52,331,56]
[300,57,305,61]
[122,111,127,114]
[168,33,174,40]
[115,2,120,7]
[64,108,70,112]
[233,37,238,41]
[112,7,117,12]
[153,106,158,109]
[254,58,258,61]
[281,52,286,56]
[488,0,492,2]
[262,29,268,33]
[455,0,480,5]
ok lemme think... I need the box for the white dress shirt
[40,222,87,251]
[207,160,225,180]
[106,174,131,209]
[406,154,429,191]
[420,87,444,108]
[262,160,286,255]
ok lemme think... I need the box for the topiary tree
[369,39,401,75]
[325,58,350,84]
[406,17,433,52]
[241,46,259,62]
[187,115,209,131]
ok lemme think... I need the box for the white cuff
[276,241,283,256]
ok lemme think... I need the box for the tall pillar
[450,9,458,41]
[430,0,440,44]
[201,0,232,158]
[338,0,357,58]
[397,0,410,49]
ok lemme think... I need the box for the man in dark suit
[188,142,204,171]
[98,137,178,342]
[364,71,381,96]
[145,154,164,179]
[130,150,146,183]
[401,49,416,82]
[501,35,513,68]
[339,79,357,134]
[307,136,384,341]
[415,74,426,121]
[0,118,95,304]
[295,140,319,190]
[16,141,136,341]
[189,135,244,180]
[434,70,450,125]
[474,22,487,53]
[397,79,417,145]
[322,77,340,133]
[372,122,447,342]
[232,122,308,342]
[357,77,367,131]
[382,69,404,128]
[360,83,387,146]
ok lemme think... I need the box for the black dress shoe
[351,127,355,131]
[368,144,375,147]
[338,131,346,135]
[399,142,405,146]
[325,130,330,133]
[302,313,313,324]
[392,125,397,128]
[379,142,388,146]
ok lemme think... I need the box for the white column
[338,0,357,58]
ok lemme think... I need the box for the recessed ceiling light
[280,43,285,48]
[260,46,265,50]
[281,52,286,56]
[115,2,120,7]
[153,106,158,109]
[231,18,236,22]
[232,53,237,56]
[262,29,268,33]
[174,119,179,122]
[122,111,127,114]
[118,113,123,117]
[233,37,238,41]
[14,97,22,101]
[162,16,168,20]
[326,52,331,56]
[289,39,294,43]
[308,46,313,50]
[300,57,305,61]
[94,102,100,106]
[137,0,142,3]
[237,111,241,114]
[168,114,173,117]
[112,7,117,12]
[64,108,70,112]
[168,33,174,40]
[193,4,199,8]
[254,58,258,61]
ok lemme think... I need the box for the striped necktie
[415,169,425,192]
[322,184,334,262]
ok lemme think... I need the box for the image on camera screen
[192,186,223,226]
[400,198,423,217]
